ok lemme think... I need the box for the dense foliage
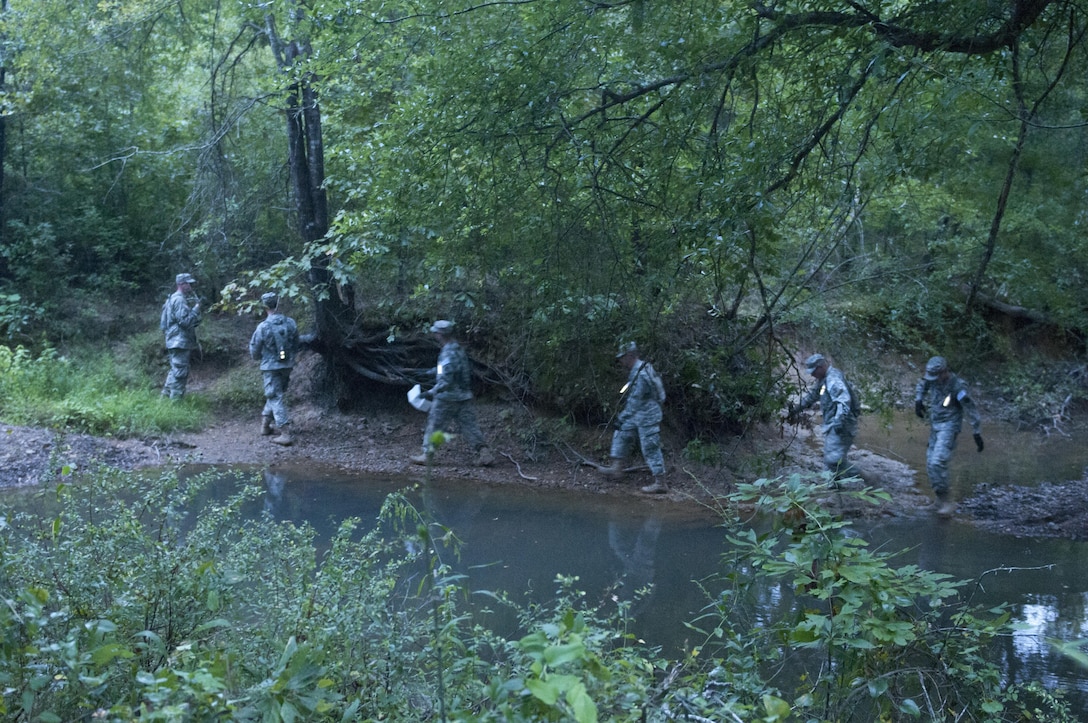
[0,469,1078,721]
[1,0,1087,425]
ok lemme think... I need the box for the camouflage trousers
[822,426,858,480]
[162,348,192,399]
[925,426,959,495]
[422,398,486,454]
[261,369,292,427]
[610,423,666,476]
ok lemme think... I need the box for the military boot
[261,415,274,436]
[599,459,625,477]
[640,477,669,494]
[935,491,956,518]
[271,426,293,446]
[475,446,495,467]
[410,451,432,465]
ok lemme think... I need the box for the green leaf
[544,640,586,666]
[567,682,598,723]
[90,643,134,666]
[898,698,921,717]
[526,677,560,705]
[761,693,792,720]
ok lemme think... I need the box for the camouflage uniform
[914,359,982,497]
[160,274,202,399]
[249,302,299,430]
[419,331,490,460]
[799,362,859,478]
[611,360,666,476]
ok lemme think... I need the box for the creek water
[240,405,1088,710]
[855,408,1088,498]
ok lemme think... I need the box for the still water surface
[244,448,1088,708]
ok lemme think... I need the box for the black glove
[786,402,798,424]
[421,390,435,401]
[974,433,984,452]
[914,400,926,419]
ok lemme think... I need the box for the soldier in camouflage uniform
[410,320,494,466]
[160,272,202,400]
[795,353,859,481]
[603,342,668,494]
[249,292,300,446]
[914,356,984,517]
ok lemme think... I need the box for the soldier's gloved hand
[421,389,435,401]
[974,433,984,452]
[786,402,798,424]
[914,400,926,418]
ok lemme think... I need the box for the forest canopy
[0,0,1085,428]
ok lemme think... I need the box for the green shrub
[0,344,208,435]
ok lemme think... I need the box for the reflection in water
[607,512,661,604]
[195,464,1088,708]
[1016,602,1058,658]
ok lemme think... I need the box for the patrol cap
[923,356,948,380]
[176,273,196,285]
[260,292,278,308]
[616,341,638,358]
[804,353,827,374]
[429,320,455,334]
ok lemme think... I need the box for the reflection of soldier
[607,513,661,598]
[410,320,494,466]
[602,342,668,494]
[262,469,288,518]
[914,356,983,517]
[794,353,859,480]
[160,272,202,399]
[249,293,299,446]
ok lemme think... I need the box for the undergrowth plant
[0,345,207,435]
[0,468,1076,721]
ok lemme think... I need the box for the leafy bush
[0,345,208,435]
[0,292,41,341]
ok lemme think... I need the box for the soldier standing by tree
[249,292,299,446]
[160,272,202,400]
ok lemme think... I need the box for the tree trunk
[0,0,8,274]
[269,17,359,404]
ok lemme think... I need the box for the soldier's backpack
[159,297,172,331]
[644,363,666,404]
[845,378,862,417]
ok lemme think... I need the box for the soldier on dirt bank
[914,355,984,517]
[160,272,202,400]
[790,353,860,481]
[410,320,494,467]
[601,341,668,494]
[249,292,299,446]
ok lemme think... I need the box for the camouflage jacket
[428,341,473,402]
[800,366,859,434]
[618,360,664,428]
[249,313,299,371]
[914,373,982,435]
[161,290,202,350]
